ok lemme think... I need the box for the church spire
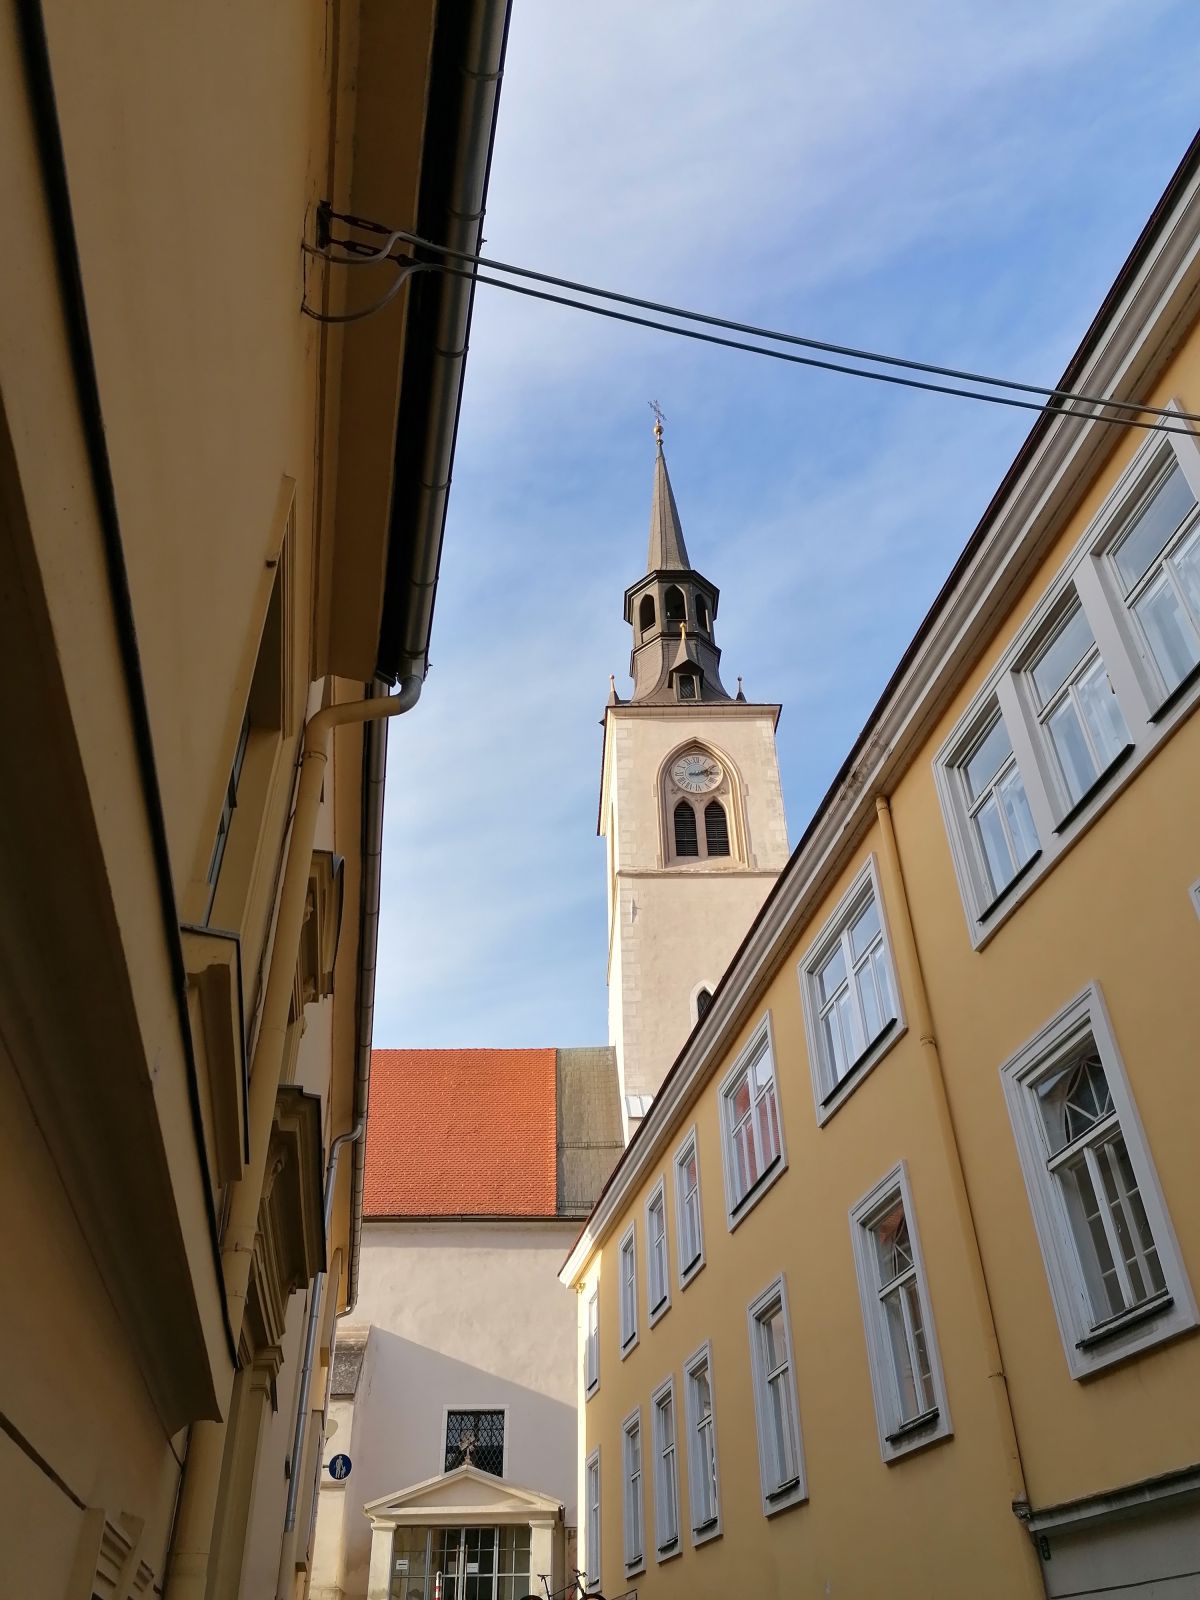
[646,429,691,572]
[621,420,731,704]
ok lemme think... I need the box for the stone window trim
[585,1287,600,1400]
[672,1123,706,1290]
[650,1374,682,1563]
[645,1177,672,1327]
[999,982,1197,1379]
[746,1274,807,1516]
[657,740,748,868]
[682,1340,723,1546]
[718,1012,788,1231]
[933,401,1200,948]
[621,1407,646,1577]
[797,854,907,1126]
[848,1161,953,1463]
[584,1446,601,1591]
[618,1222,639,1358]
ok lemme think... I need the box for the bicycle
[518,1570,608,1600]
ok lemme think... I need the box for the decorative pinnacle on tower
[621,421,731,704]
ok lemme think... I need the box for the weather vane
[648,399,666,444]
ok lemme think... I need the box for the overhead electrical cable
[309,211,1200,435]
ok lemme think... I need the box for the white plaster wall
[603,706,788,1103]
[313,1221,581,1600]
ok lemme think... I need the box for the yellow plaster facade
[564,139,1200,1600]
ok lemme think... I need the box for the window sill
[766,1475,802,1502]
[692,1516,721,1546]
[1149,656,1200,723]
[727,1152,785,1232]
[620,1333,638,1361]
[655,1536,681,1563]
[585,1383,599,1402]
[885,1406,940,1445]
[624,1560,645,1579]
[977,850,1043,923]
[1076,1292,1173,1351]
[1053,744,1135,833]
[825,1017,896,1107]
[679,1252,705,1290]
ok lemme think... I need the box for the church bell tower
[600,421,789,1136]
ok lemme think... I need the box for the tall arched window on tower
[665,585,685,623]
[639,593,656,634]
[674,801,699,857]
[695,594,710,631]
[696,987,714,1021]
[705,801,730,857]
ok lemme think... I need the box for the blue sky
[374,0,1200,1047]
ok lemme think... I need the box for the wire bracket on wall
[301,204,446,325]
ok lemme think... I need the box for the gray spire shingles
[646,443,691,572]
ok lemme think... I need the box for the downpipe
[274,1120,365,1599]
[165,676,421,1600]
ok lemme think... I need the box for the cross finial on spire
[648,399,665,448]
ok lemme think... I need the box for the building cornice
[562,138,1200,1288]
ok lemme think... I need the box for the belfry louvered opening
[704,800,730,856]
[674,801,699,856]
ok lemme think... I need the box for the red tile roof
[364,1048,558,1218]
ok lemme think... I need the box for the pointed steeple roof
[646,438,691,572]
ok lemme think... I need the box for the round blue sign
[328,1453,353,1480]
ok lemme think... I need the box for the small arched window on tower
[674,801,699,857]
[676,671,698,701]
[639,593,656,634]
[705,800,731,856]
[664,585,685,623]
[695,594,710,631]
[696,987,714,1021]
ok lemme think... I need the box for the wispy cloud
[374,0,1200,1046]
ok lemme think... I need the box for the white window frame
[645,1179,672,1325]
[618,1224,638,1358]
[934,404,1200,947]
[747,1275,806,1516]
[1016,593,1132,816]
[585,1288,599,1400]
[999,983,1197,1378]
[682,1341,722,1545]
[849,1162,952,1463]
[1191,877,1200,921]
[673,1126,706,1289]
[718,1013,787,1229]
[798,855,906,1123]
[584,1446,601,1590]
[621,1408,645,1577]
[650,1375,681,1562]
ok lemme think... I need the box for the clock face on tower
[671,752,722,793]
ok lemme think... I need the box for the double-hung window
[849,1164,951,1461]
[956,705,1040,906]
[585,1289,599,1397]
[1106,455,1200,699]
[618,1227,638,1355]
[650,1377,680,1559]
[683,1343,721,1543]
[747,1276,805,1514]
[800,857,902,1119]
[584,1448,601,1589]
[1000,984,1196,1377]
[621,1410,644,1575]
[673,1129,705,1287]
[1024,597,1130,811]
[646,1181,671,1323]
[719,1016,785,1225]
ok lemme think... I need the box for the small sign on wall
[328,1453,353,1480]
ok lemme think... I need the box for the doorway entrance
[390,1525,532,1600]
